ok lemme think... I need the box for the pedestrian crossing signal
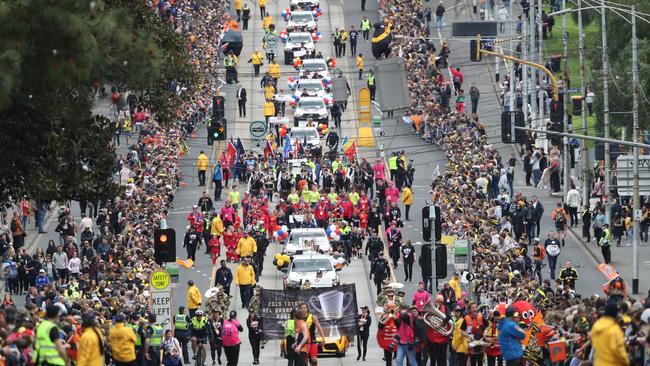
[211,119,227,141]
[154,229,176,264]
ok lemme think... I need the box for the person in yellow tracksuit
[591,302,628,366]
[196,150,209,186]
[186,280,202,317]
[258,0,267,20]
[356,54,364,80]
[235,0,243,21]
[262,12,273,31]
[249,49,264,77]
[263,99,276,125]
[268,59,280,82]
[235,259,257,308]
[237,231,258,258]
[401,185,413,221]
[264,84,276,100]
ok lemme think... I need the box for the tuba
[422,300,455,336]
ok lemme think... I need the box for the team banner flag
[259,284,358,340]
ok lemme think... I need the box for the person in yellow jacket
[248,49,264,77]
[263,99,276,125]
[451,307,469,364]
[258,0,267,20]
[235,258,257,308]
[262,12,273,31]
[78,311,104,366]
[235,0,243,21]
[186,280,202,317]
[356,54,364,80]
[237,231,258,257]
[264,84,276,100]
[268,59,280,82]
[401,185,413,221]
[590,302,629,366]
[108,314,137,365]
[211,215,224,238]
[196,150,209,187]
[449,272,462,299]
[340,29,349,56]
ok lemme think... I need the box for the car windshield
[291,13,313,22]
[289,34,312,43]
[291,130,320,140]
[302,61,327,71]
[292,259,332,272]
[299,100,324,109]
[298,81,324,91]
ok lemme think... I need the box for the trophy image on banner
[309,290,352,339]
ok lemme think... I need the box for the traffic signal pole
[562,0,571,204]
[632,5,640,294]
[430,206,437,297]
[475,35,559,101]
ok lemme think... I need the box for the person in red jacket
[341,196,354,220]
[208,235,221,264]
[449,66,464,92]
[427,294,449,366]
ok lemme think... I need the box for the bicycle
[195,338,208,366]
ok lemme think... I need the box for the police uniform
[174,313,191,364]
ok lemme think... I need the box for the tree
[0,0,196,204]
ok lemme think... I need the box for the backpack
[546,242,560,257]
[554,210,566,229]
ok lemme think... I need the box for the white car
[293,79,332,101]
[288,127,322,154]
[285,228,332,254]
[293,97,328,126]
[284,32,315,65]
[286,11,317,32]
[283,253,340,289]
[298,58,330,80]
[290,0,319,11]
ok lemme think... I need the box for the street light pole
[631,5,640,294]
[578,0,589,208]
[562,0,570,202]
[601,0,611,226]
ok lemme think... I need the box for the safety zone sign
[150,270,173,333]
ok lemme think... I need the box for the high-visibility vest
[366,74,375,86]
[389,156,398,170]
[192,317,208,330]
[148,325,163,347]
[35,320,66,365]
[174,314,188,330]
[129,324,142,346]
[361,20,371,31]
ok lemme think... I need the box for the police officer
[242,4,250,30]
[370,252,389,295]
[173,306,191,364]
[360,17,371,40]
[388,152,398,182]
[365,230,383,262]
[144,314,163,366]
[35,305,69,366]
[600,223,612,264]
[332,28,342,58]
[129,313,146,366]
[366,70,376,101]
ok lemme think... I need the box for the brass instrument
[421,300,455,336]
[377,306,397,325]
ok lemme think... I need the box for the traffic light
[550,99,563,123]
[547,121,563,147]
[501,111,526,144]
[435,244,447,279]
[154,228,176,264]
[211,119,227,141]
[470,40,482,62]
[213,96,225,120]
[422,206,442,242]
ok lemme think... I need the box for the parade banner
[259,284,358,340]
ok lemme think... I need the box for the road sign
[151,290,173,333]
[249,121,267,143]
[150,270,171,291]
[166,263,179,288]
[615,155,650,196]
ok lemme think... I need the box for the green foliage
[0,0,197,204]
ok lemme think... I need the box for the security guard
[388,152,398,181]
[35,305,68,366]
[366,70,376,101]
[144,314,163,366]
[173,306,191,364]
[224,52,238,84]
[129,313,145,366]
[360,17,372,40]
[205,114,212,145]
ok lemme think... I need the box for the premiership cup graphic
[309,290,352,338]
